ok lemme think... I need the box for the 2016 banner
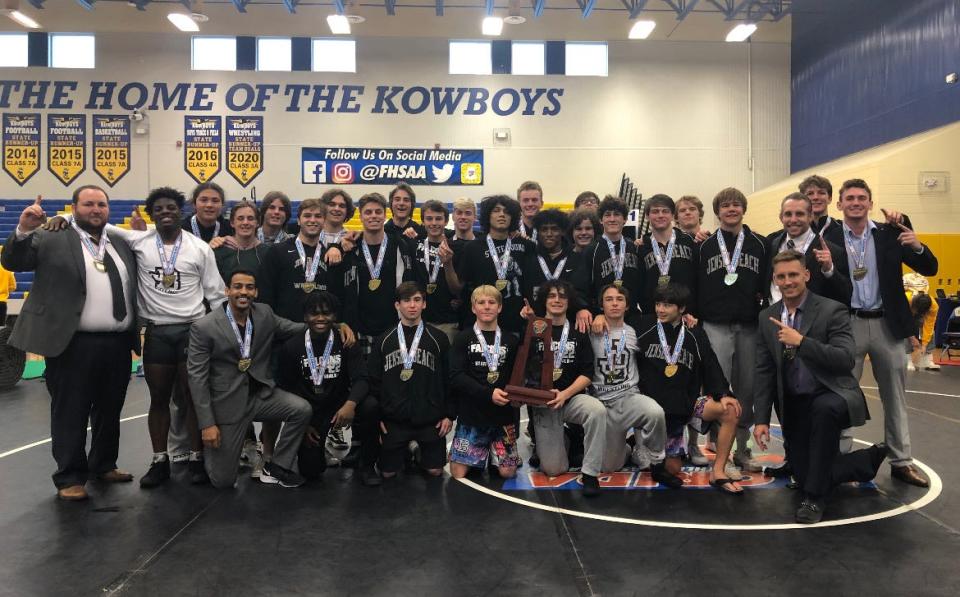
[301,147,484,186]
[92,115,131,187]
[184,115,221,184]
[225,116,262,187]
[2,113,41,186]
[47,114,86,186]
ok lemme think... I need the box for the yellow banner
[47,114,86,186]
[2,113,41,186]
[184,115,222,184]
[92,115,131,187]
[225,116,263,187]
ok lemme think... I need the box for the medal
[362,236,388,293]
[553,368,562,381]
[605,373,617,384]
[780,304,798,360]
[155,232,183,291]
[302,282,316,294]
[238,358,252,372]
[604,234,626,288]
[852,267,868,281]
[295,238,322,293]
[650,230,676,286]
[614,279,623,288]
[495,279,507,291]
[487,371,499,384]
[658,275,670,287]
[474,324,502,386]
[396,321,424,383]
[486,235,513,293]
[537,254,568,281]
[783,347,797,360]
[225,306,254,374]
[313,384,323,394]
[94,260,107,273]
[72,221,109,274]
[551,320,570,384]
[844,224,871,284]
[423,240,443,294]
[305,328,336,390]
[427,283,437,294]
[191,214,219,239]
[715,228,744,287]
[656,320,685,380]
[162,273,176,289]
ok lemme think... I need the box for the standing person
[522,209,587,312]
[568,209,601,254]
[573,191,600,211]
[799,175,838,235]
[0,248,15,324]
[188,269,312,489]
[822,179,938,487]
[459,195,534,337]
[384,182,425,240]
[754,250,888,522]
[257,191,293,245]
[448,285,521,479]
[3,188,138,500]
[636,194,699,316]
[320,188,355,249]
[904,274,939,371]
[675,195,711,243]
[450,197,477,249]
[368,282,453,480]
[697,187,768,473]
[184,182,233,242]
[211,201,270,284]
[517,180,544,240]
[415,200,462,343]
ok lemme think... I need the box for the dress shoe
[795,497,825,524]
[868,443,889,474]
[57,485,89,501]
[891,464,929,488]
[651,463,684,489]
[139,459,170,489]
[97,469,134,483]
[581,473,601,497]
[763,462,793,478]
[189,460,210,485]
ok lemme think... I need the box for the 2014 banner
[2,113,41,186]
[92,115,131,187]
[301,147,483,186]
[47,114,86,186]
[184,115,221,184]
[225,116,262,187]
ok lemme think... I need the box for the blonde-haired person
[904,273,939,371]
[0,247,15,324]
[451,197,477,246]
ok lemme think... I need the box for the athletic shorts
[665,396,712,458]
[449,423,521,469]
[379,420,447,473]
[142,323,192,365]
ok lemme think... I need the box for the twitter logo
[431,163,454,183]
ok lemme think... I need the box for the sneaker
[651,463,684,489]
[733,449,763,473]
[360,465,382,486]
[260,462,305,488]
[631,443,653,470]
[189,460,209,485]
[327,426,349,450]
[581,473,601,497]
[687,439,709,467]
[906,360,916,372]
[139,460,170,489]
[921,354,941,371]
[724,461,745,481]
[239,439,257,467]
[251,454,265,479]
[795,497,825,524]
[170,452,190,464]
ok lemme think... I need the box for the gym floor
[1,361,958,596]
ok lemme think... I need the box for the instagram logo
[331,162,354,184]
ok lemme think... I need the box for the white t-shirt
[589,323,640,401]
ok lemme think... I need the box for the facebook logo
[302,161,326,184]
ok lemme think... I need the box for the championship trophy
[504,317,555,406]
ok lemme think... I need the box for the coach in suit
[822,179,938,487]
[2,187,138,501]
[763,193,851,307]
[187,269,312,489]
[754,250,887,524]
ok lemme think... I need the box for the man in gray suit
[2,187,139,501]
[754,250,887,524]
[188,269,312,488]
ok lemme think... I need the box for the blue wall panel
[791,0,960,172]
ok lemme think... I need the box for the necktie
[102,249,128,322]
[786,239,796,250]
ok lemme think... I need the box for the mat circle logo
[331,162,354,184]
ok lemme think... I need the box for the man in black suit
[822,178,938,487]
[764,192,851,307]
[754,250,887,524]
[2,187,139,501]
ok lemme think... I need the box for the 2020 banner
[47,114,86,186]
[2,113,41,186]
[301,147,483,186]
[184,115,221,184]
[92,115,131,187]
[225,116,262,187]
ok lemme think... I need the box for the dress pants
[532,394,606,477]
[204,389,312,488]
[783,391,877,499]
[702,321,756,429]
[44,331,132,489]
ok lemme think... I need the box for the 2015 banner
[47,114,86,186]
[92,115,131,187]
[2,113,41,186]
[184,115,221,184]
[225,116,262,187]
[301,147,484,186]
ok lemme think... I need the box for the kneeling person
[188,270,313,488]
[449,285,521,479]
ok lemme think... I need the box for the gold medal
[368,279,381,291]
[495,279,507,291]
[613,279,623,288]
[723,273,738,286]
[605,374,617,384]
[427,283,438,294]
[400,368,413,381]
[313,384,323,394]
[162,273,176,289]
[302,282,316,293]
[552,368,562,381]
[93,260,107,273]
[238,358,252,372]
[664,364,678,377]
[486,371,499,384]
[783,347,797,360]
[533,320,547,335]
[852,267,868,281]
[657,275,670,287]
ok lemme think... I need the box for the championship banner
[184,115,221,184]
[2,113,41,186]
[225,116,263,187]
[47,114,87,186]
[301,147,484,186]
[92,115,131,187]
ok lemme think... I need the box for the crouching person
[188,269,313,488]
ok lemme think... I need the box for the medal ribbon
[603,326,627,371]
[397,321,424,372]
[537,255,567,281]
[843,224,868,271]
[486,235,513,280]
[817,216,834,238]
[650,230,676,276]
[473,324,501,374]
[715,229,745,275]
[155,232,183,276]
[656,321,685,368]
[225,306,253,361]
[305,329,336,387]
[257,227,290,244]
[71,220,107,264]
[362,236,388,283]
[191,214,219,239]
[603,234,626,282]
[553,320,570,371]
[295,237,322,283]
[424,241,443,285]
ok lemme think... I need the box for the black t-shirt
[526,323,594,392]
[696,225,768,324]
[521,244,585,306]
[637,228,699,315]
[213,244,270,286]
[450,327,519,427]
[258,237,349,322]
[276,328,368,409]
[577,235,645,316]
[458,233,536,337]
[414,238,461,325]
[182,215,233,242]
[345,232,415,337]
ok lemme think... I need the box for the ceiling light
[167,12,200,32]
[628,20,656,40]
[327,14,351,35]
[1,9,41,29]
[482,16,504,36]
[725,23,757,42]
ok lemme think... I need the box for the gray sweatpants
[532,393,606,477]
[600,393,667,472]
[204,389,313,488]
[703,321,755,429]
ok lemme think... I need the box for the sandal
[709,477,744,495]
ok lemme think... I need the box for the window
[0,33,28,68]
[449,41,492,75]
[312,38,356,73]
[191,36,237,71]
[49,33,95,69]
[257,37,291,71]
[511,41,544,76]
[565,42,608,77]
